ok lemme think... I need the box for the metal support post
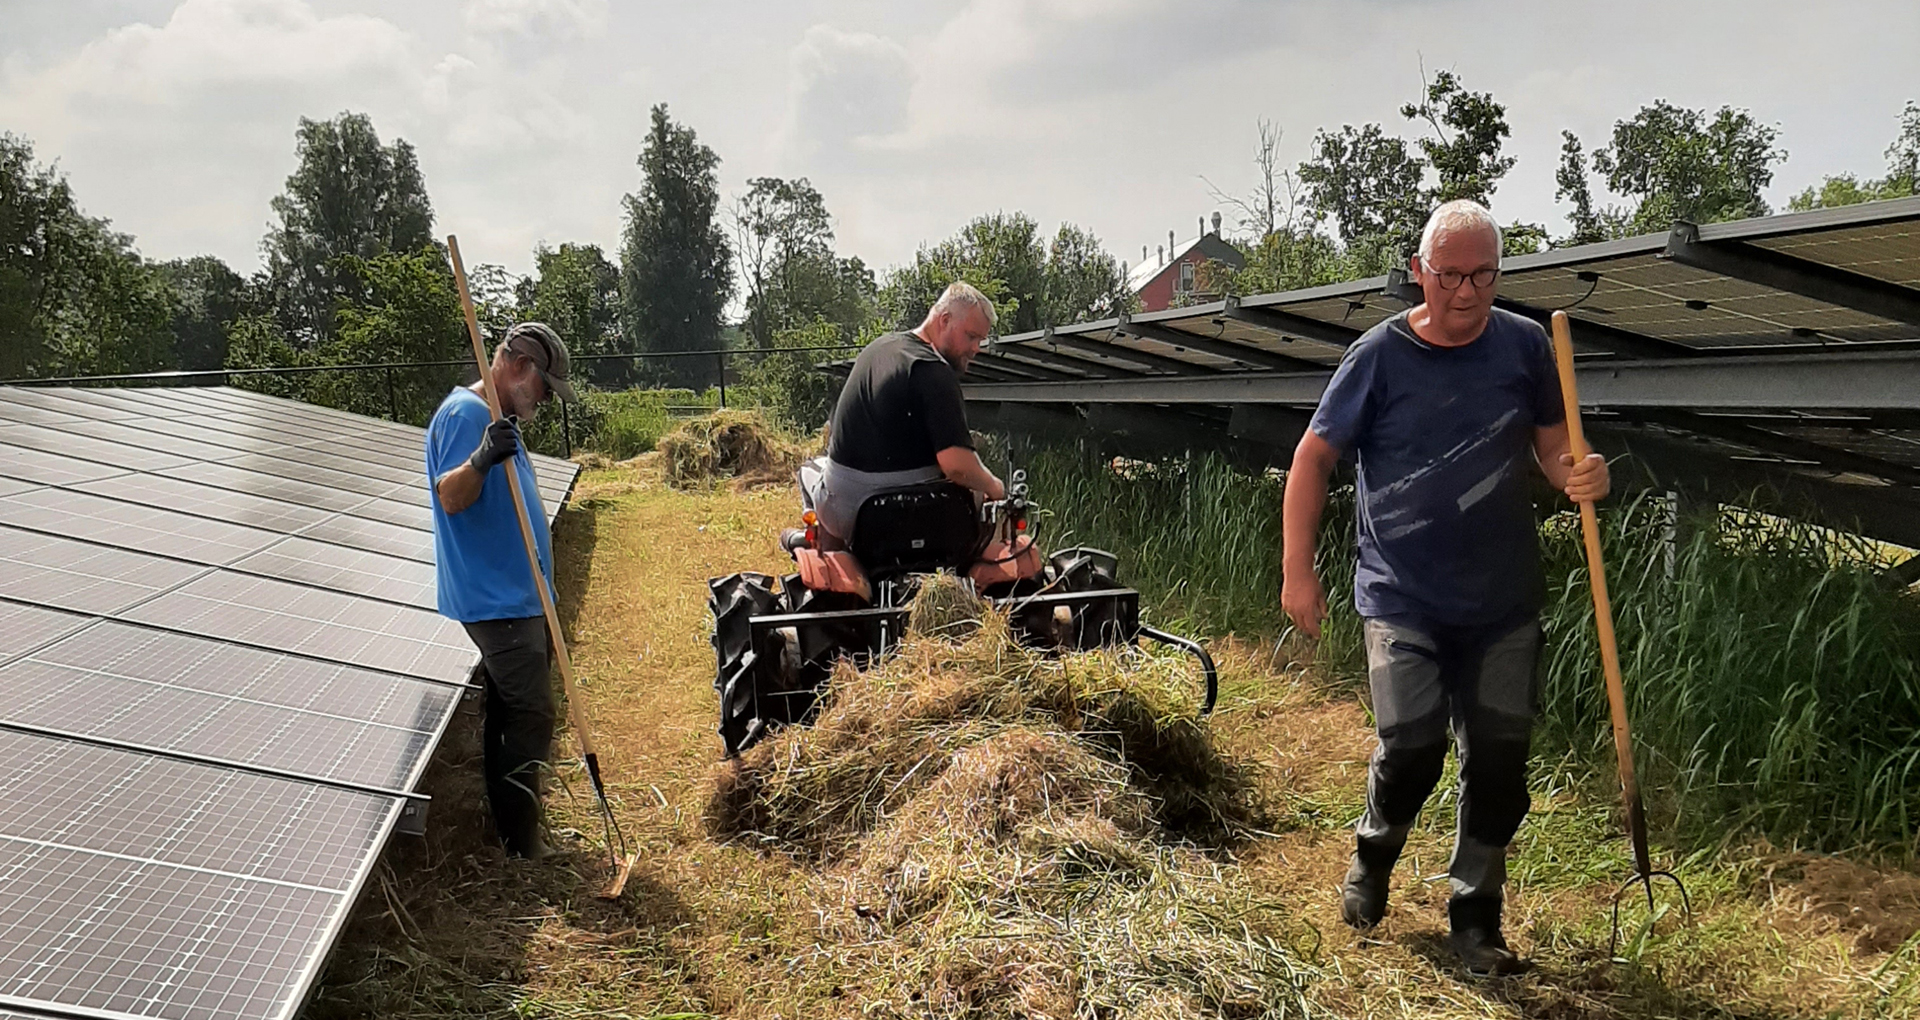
[384,365,398,421]
[561,398,573,458]
[718,351,727,409]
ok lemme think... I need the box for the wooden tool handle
[1549,311,1650,872]
[449,235,598,760]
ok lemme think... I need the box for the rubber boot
[1448,896,1529,976]
[1340,837,1401,929]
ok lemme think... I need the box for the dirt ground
[301,465,1920,1019]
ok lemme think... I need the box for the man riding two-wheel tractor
[707,464,1217,755]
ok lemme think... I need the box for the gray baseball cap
[503,321,578,403]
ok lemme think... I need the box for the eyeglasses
[1421,261,1501,291]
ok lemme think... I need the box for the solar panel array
[0,384,579,1020]
[934,197,1920,551]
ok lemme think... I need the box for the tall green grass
[521,387,718,459]
[1017,442,1920,850]
[1538,495,1920,849]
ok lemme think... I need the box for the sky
[2,0,1917,285]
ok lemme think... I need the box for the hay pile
[657,410,802,490]
[707,594,1315,1018]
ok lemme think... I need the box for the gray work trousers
[1356,614,1541,903]
[463,616,555,856]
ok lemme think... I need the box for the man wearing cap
[425,321,577,859]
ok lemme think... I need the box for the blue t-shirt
[1308,308,1564,627]
[426,387,552,623]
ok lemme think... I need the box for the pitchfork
[1549,310,1692,958]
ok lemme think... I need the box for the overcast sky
[3,0,1917,284]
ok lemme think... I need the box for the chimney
[1212,211,1222,235]
[1120,260,1129,283]
[1168,229,1176,257]
[1142,245,1148,264]
[1199,216,1206,240]
[1156,244,1164,266]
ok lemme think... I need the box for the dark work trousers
[463,616,556,856]
[1356,614,1541,906]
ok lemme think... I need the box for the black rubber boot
[1340,837,1401,929]
[1448,896,1529,976]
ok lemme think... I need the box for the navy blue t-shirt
[1308,308,1564,627]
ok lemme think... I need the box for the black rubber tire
[709,572,779,755]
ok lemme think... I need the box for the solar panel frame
[2,622,458,792]
[0,729,402,1020]
[0,488,285,567]
[120,571,476,685]
[0,526,208,617]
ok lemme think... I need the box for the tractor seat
[850,481,979,580]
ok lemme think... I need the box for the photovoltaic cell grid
[0,385,579,1020]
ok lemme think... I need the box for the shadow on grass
[1395,928,1803,1019]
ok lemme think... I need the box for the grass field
[302,460,1920,1019]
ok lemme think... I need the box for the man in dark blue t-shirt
[1282,200,1609,975]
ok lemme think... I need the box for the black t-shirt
[827,332,973,472]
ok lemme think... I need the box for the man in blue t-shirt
[426,321,577,859]
[1282,200,1610,975]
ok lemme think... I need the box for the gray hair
[931,280,997,328]
[1418,199,1502,262]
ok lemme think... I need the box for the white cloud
[462,0,608,39]
[779,25,915,159]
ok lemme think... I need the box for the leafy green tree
[1554,131,1608,245]
[620,104,733,388]
[0,133,178,378]
[157,256,246,372]
[261,112,436,345]
[1501,221,1549,257]
[1400,69,1516,206]
[732,177,874,345]
[1591,100,1786,232]
[1204,226,1352,297]
[878,213,1125,334]
[1788,101,1920,211]
[1297,124,1428,272]
[524,242,624,386]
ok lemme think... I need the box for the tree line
[3,75,1915,426]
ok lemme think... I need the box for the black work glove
[468,416,521,474]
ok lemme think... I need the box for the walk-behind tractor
[707,462,1217,756]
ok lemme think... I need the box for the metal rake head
[1609,868,1693,960]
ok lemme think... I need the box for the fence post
[561,399,572,459]
[384,365,398,422]
[717,351,727,409]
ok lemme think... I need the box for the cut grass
[304,462,1920,1019]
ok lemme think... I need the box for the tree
[1203,118,1298,238]
[157,256,246,371]
[1204,226,1352,297]
[317,249,465,422]
[524,243,624,387]
[877,213,1127,334]
[1788,101,1920,211]
[731,176,873,345]
[1554,131,1609,246]
[1591,100,1786,233]
[1297,124,1428,272]
[0,133,177,379]
[1401,69,1516,206]
[261,112,436,345]
[619,104,733,388]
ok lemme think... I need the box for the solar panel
[0,603,93,662]
[211,452,405,499]
[229,537,437,610]
[0,525,206,616]
[0,422,192,472]
[158,461,424,521]
[299,513,434,562]
[3,622,456,792]
[0,729,393,1020]
[0,384,587,1019]
[120,571,475,684]
[0,385,161,421]
[0,488,282,566]
[71,472,336,536]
